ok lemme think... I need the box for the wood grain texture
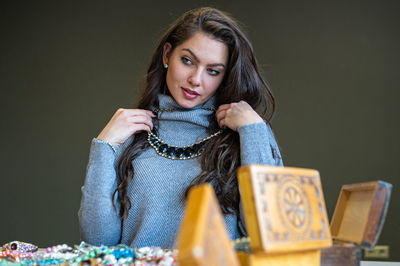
[176,183,240,266]
[238,165,332,253]
[320,244,361,266]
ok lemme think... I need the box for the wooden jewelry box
[237,165,333,266]
[321,180,392,266]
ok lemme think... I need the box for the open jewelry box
[321,180,392,266]
[236,165,333,266]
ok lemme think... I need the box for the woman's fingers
[216,104,232,127]
[97,108,155,145]
[127,114,154,130]
[215,101,263,131]
[117,108,155,119]
[130,123,152,134]
[216,104,230,116]
[216,110,227,128]
[120,110,154,133]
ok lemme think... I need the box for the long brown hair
[113,7,276,219]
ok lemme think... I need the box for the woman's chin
[174,97,201,109]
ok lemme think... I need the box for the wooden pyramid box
[321,180,392,266]
[175,183,240,266]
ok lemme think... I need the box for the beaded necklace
[147,108,222,160]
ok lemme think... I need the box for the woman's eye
[208,69,220,76]
[181,57,192,65]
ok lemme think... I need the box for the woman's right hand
[97,108,156,146]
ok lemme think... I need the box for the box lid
[238,165,332,254]
[330,180,392,248]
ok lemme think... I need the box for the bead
[112,249,121,259]
[89,249,97,258]
[174,148,184,158]
[158,144,168,153]
[167,147,175,157]
[192,144,201,153]
[153,139,160,146]
[104,254,117,264]
[10,242,18,250]
[184,147,194,157]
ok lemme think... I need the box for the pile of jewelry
[0,241,177,265]
[0,238,250,265]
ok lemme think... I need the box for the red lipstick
[182,87,199,99]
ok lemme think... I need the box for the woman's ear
[162,42,172,65]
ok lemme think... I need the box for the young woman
[78,7,283,249]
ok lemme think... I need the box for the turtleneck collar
[153,94,218,145]
[156,93,216,110]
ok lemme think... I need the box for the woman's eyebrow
[182,48,225,68]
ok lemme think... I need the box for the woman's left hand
[216,101,264,131]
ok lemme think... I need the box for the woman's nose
[188,68,201,87]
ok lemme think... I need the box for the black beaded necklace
[147,108,222,160]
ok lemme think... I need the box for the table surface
[362,262,400,266]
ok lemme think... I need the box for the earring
[164,63,168,69]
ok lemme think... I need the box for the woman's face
[163,32,228,108]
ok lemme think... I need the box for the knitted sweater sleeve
[237,121,283,166]
[236,122,283,236]
[78,138,128,246]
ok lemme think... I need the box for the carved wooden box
[175,183,240,266]
[238,165,332,254]
[321,180,392,266]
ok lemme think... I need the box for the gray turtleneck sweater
[78,94,283,249]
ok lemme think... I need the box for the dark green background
[1,0,399,261]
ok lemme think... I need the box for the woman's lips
[182,87,199,99]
